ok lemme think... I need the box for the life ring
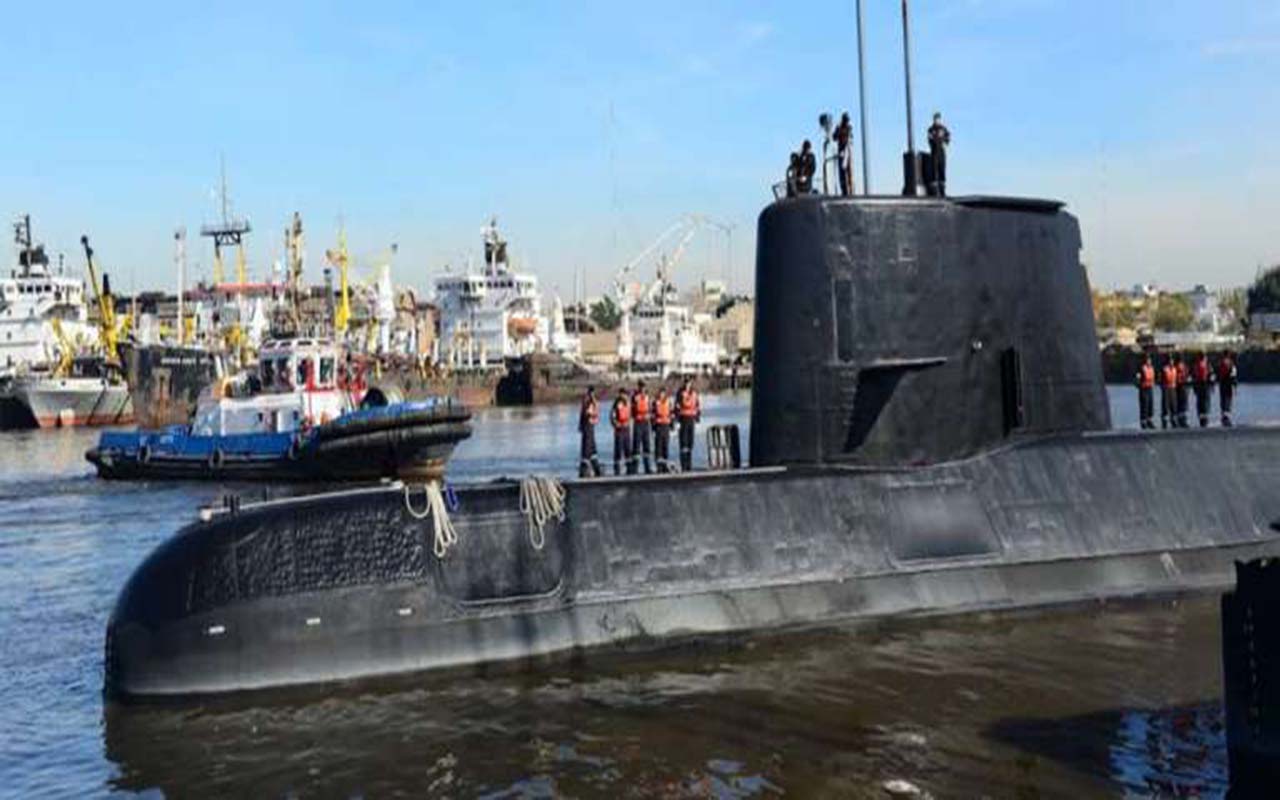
[208,448,225,470]
[137,444,151,465]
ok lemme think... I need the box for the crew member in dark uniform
[785,152,800,198]
[610,388,633,476]
[1159,357,1178,430]
[676,378,701,470]
[631,380,653,475]
[577,387,601,477]
[798,140,817,194]
[1217,350,1238,427]
[1174,355,1191,428]
[1135,354,1155,429]
[653,385,674,472]
[927,112,951,197]
[834,112,854,197]
[1191,351,1214,427]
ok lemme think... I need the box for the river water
[0,386,1271,798]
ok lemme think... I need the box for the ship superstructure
[435,219,547,370]
[0,216,94,372]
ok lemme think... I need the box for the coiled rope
[518,476,567,550]
[403,482,459,558]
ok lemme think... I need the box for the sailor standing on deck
[927,112,951,197]
[653,385,674,473]
[1192,351,1214,428]
[577,387,602,477]
[610,388,633,476]
[631,380,653,475]
[1136,354,1156,429]
[1175,355,1191,428]
[834,112,854,197]
[1159,357,1178,430]
[1217,350,1239,426]
[676,378,702,470]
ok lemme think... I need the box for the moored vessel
[88,337,471,481]
[104,191,1280,699]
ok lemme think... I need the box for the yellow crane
[324,227,352,336]
[49,317,76,378]
[80,235,120,364]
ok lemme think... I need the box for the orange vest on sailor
[654,395,672,426]
[1193,359,1211,383]
[678,388,700,418]
[633,392,650,422]
[1176,362,1189,385]
[1139,364,1155,389]
[1161,364,1177,389]
[612,398,631,429]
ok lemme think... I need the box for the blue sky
[3,1,1278,297]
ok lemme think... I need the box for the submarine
[104,193,1280,699]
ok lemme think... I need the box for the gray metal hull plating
[106,427,1280,698]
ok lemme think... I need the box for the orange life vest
[678,388,700,419]
[654,395,672,426]
[632,392,650,422]
[1217,357,1236,382]
[1161,364,1177,389]
[1139,364,1155,389]
[612,398,631,429]
[1193,358,1211,383]
[1176,362,1189,386]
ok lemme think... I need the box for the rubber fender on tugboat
[288,435,303,461]
[359,385,404,409]
[137,444,151,465]
[207,447,224,470]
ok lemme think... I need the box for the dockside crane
[324,227,352,336]
[80,235,120,364]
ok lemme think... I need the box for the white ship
[434,219,548,370]
[0,216,94,373]
[0,357,132,429]
[618,273,720,377]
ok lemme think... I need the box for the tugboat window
[296,359,309,387]
[319,357,334,385]
[260,360,275,387]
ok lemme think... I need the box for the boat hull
[87,402,472,482]
[105,427,1280,699]
[2,376,134,429]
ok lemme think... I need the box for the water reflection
[103,599,1233,798]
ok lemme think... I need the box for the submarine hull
[106,427,1280,699]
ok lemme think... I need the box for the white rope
[518,475,567,551]
[403,483,458,558]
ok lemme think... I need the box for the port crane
[79,235,122,364]
[612,214,727,312]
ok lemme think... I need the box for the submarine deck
[105,425,1280,698]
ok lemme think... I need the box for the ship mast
[174,228,186,344]
[200,158,251,287]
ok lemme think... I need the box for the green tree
[1152,294,1194,332]
[588,295,622,331]
[1247,265,1280,314]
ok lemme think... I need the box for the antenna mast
[856,0,871,195]
[901,0,922,196]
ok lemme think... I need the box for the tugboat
[87,337,471,482]
[103,187,1280,699]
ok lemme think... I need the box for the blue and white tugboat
[86,338,471,481]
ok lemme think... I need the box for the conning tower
[751,195,1109,467]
